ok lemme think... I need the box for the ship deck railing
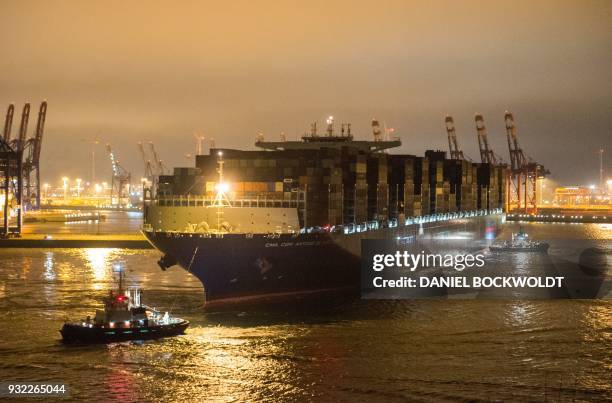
[143,208,503,237]
[301,208,503,235]
[149,195,304,209]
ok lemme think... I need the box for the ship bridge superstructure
[255,118,401,153]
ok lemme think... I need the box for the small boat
[61,271,188,344]
[489,229,550,253]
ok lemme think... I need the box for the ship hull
[143,214,503,304]
[145,231,361,304]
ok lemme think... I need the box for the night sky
[1,0,610,186]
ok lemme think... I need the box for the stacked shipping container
[158,146,506,228]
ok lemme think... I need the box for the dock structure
[1,129,23,238]
[0,233,152,249]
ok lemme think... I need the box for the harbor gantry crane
[1,101,47,226]
[504,111,548,214]
[106,143,131,206]
[148,142,166,176]
[445,116,469,160]
[22,101,47,209]
[0,116,23,237]
[137,141,154,179]
[137,141,156,199]
[474,114,501,165]
[10,103,30,154]
[3,104,14,142]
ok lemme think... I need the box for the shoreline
[0,234,153,249]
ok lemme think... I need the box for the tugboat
[489,229,550,253]
[60,270,189,344]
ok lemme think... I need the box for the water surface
[0,223,610,401]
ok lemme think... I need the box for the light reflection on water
[84,248,114,289]
[43,251,55,281]
[506,301,532,327]
[0,222,609,401]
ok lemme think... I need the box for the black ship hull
[144,214,502,305]
[60,321,189,344]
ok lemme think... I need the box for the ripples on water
[0,223,610,401]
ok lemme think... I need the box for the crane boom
[106,143,129,177]
[148,142,165,175]
[15,103,30,152]
[503,111,549,214]
[445,115,466,160]
[22,101,48,209]
[106,143,117,174]
[31,101,47,164]
[475,114,497,165]
[106,143,131,206]
[3,104,14,143]
[504,111,528,172]
[137,141,154,178]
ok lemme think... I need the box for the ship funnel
[326,115,334,136]
[372,119,382,142]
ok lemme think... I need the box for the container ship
[142,119,507,305]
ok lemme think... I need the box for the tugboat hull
[60,321,189,344]
[489,243,550,253]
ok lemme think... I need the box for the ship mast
[113,264,125,292]
[211,151,231,231]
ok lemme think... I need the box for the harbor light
[62,177,69,201]
[76,178,82,197]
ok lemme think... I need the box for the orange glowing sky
[1,0,610,185]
